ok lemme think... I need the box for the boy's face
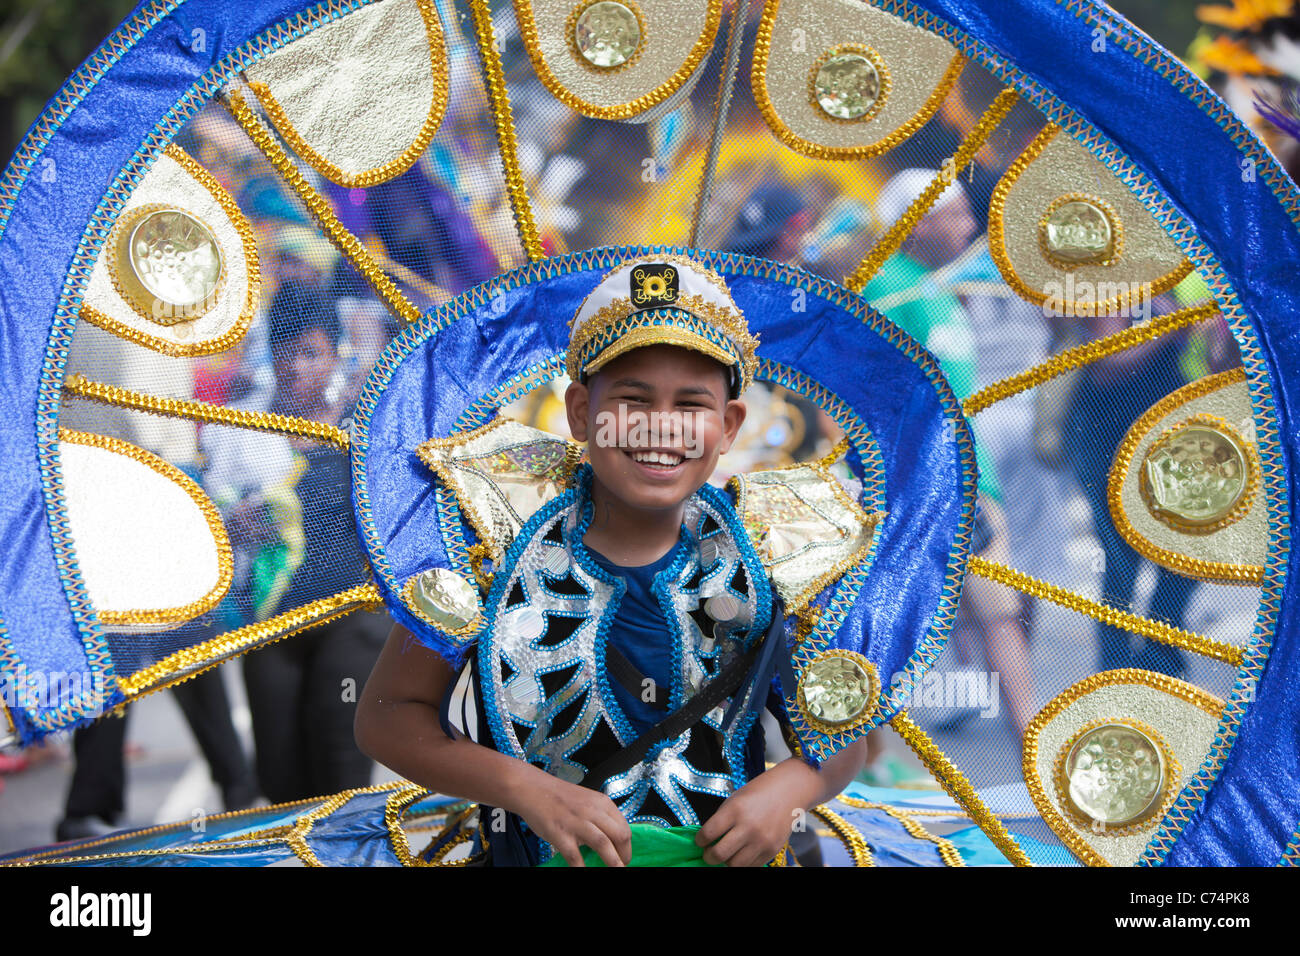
[565,345,746,515]
[272,327,338,409]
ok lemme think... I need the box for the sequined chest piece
[477,479,770,829]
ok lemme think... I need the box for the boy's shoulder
[725,443,885,615]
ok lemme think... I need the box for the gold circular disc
[112,205,224,325]
[809,46,888,123]
[405,568,481,634]
[797,650,879,733]
[573,1,642,69]
[1038,194,1122,268]
[1055,719,1175,831]
[1141,415,1256,533]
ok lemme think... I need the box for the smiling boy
[355,256,870,866]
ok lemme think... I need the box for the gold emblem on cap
[1054,718,1178,832]
[570,0,643,70]
[797,649,879,734]
[403,568,483,636]
[808,45,889,123]
[1038,193,1123,269]
[110,203,225,326]
[1141,413,1259,535]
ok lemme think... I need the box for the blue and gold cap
[567,254,758,396]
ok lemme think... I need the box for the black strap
[604,643,670,711]
[580,601,786,791]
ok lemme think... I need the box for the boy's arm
[355,623,632,867]
[695,737,872,867]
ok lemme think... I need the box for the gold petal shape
[1023,670,1224,866]
[752,0,964,159]
[80,145,260,357]
[58,430,232,631]
[1108,368,1265,585]
[245,0,449,186]
[989,124,1191,313]
[514,0,723,120]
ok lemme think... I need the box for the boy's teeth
[631,450,683,466]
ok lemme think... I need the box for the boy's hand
[515,773,632,868]
[695,763,807,867]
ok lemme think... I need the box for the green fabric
[538,823,723,867]
[864,253,1001,501]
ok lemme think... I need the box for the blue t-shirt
[587,542,685,734]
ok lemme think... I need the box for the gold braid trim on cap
[567,291,758,389]
[845,86,1019,292]
[966,555,1244,665]
[1107,367,1265,584]
[62,373,351,449]
[58,429,233,628]
[222,87,422,324]
[118,583,382,698]
[889,709,1034,866]
[962,302,1220,417]
[248,0,449,188]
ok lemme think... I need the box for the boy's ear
[719,399,747,454]
[565,380,591,442]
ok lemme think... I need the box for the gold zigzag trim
[845,87,1019,292]
[469,0,545,261]
[248,0,449,188]
[222,88,422,324]
[837,795,966,866]
[810,804,875,866]
[888,709,1034,866]
[59,429,233,628]
[118,583,382,698]
[962,302,1221,416]
[62,373,351,449]
[966,556,1244,666]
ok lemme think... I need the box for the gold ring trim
[1107,367,1264,584]
[82,145,260,356]
[564,0,647,75]
[1037,191,1125,270]
[1052,716,1181,836]
[805,43,891,126]
[108,203,226,325]
[1137,412,1260,536]
[795,648,880,736]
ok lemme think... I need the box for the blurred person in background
[865,168,1036,738]
[205,281,387,803]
